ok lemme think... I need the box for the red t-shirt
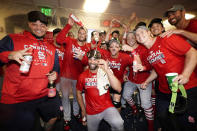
[184,19,197,49]
[185,19,197,33]
[56,24,89,80]
[128,45,151,84]
[147,35,197,94]
[104,52,133,83]
[77,70,114,115]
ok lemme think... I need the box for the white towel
[97,68,111,96]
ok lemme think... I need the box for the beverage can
[19,55,33,73]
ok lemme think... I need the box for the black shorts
[156,87,197,131]
[0,95,61,131]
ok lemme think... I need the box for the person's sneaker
[64,121,70,131]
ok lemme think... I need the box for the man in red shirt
[0,11,60,131]
[135,25,197,131]
[162,4,197,49]
[52,28,65,91]
[103,39,133,111]
[56,16,89,130]
[122,31,154,131]
[148,18,165,37]
[76,50,124,131]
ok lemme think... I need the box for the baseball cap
[27,11,48,25]
[87,50,101,59]
[164,4,185,17]
[148,18,163,28]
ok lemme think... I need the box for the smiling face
[78,28,87,42]
[108,41,120,57]
[28,20,47,37]
[127,32,137,47]
[91,31,99,42]
[88,57,98,70]
[135,28,150,45]
[167,10,183,26]
[150,23,164,36]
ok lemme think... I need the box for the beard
[78,38,86,42]
[89,63,98,70]
[169,17,181,26]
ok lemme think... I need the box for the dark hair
[135,21,146,30]
[112,30,120,36]
[27,11,48,25]
[53,28,61,36]
[148,18,164,28]
[108,39,120,47]
[99,30,106,36]
[87,50,101,59]
[91,31,96,38]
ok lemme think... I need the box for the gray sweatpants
[123,81,152,109]
[87,107,124,131]
[60,77,80,121]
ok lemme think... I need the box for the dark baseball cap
[87,50,101,59]
[148,18,163,28]
[27,11,48,25]
[164,4,185,17]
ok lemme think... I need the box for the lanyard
[169,82,187,114]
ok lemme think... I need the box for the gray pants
[123,81,152,109]
[60,77,80,121]
[87,107,124,131]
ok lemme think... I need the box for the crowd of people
[0,4,197,131]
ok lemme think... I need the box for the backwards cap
[87,50,101,59]
[28,11,48,25]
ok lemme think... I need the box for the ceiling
[2,0,197,19]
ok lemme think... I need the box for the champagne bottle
[48,80,56,97]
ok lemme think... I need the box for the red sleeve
[185,19,197,33]
[97,48,110,59]
[164,35,191,55]
[0,51,11,63]
[125,53,133,65]
[56,24,72,44]
[76,73,85,91]
[81,55,88,66]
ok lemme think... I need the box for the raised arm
[56,17,74,44]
